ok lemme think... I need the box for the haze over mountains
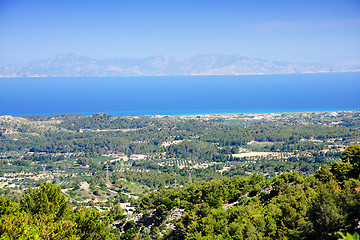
[1,53,359,77]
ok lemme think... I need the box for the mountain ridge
[1,53,359,77]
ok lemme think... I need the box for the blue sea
[0,72,359,116]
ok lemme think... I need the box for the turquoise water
[0,72,359,116]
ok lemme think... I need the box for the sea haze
[0,72,359,116]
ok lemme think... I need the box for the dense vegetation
[0,182,121,239]
[0,145,359,239]
[0,111,359,239]
[130,145,360,240]
[1,112,358,178]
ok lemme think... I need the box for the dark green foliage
[121,221,140,240]
[0,148,359,239]
[135,147,360,240]
[342,144,360,177]
[155,204,169,222]
[108,203,125,221]
[72,207,111,240]
[1,112,360,239]
[342,145,360,165]
[331,161,353,181]
[0,182,114,240]
[166,140,218,159]
[20,182,70,220]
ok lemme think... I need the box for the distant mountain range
[1,53,359,77]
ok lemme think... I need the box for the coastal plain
[0,110,359,239]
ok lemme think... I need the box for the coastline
[2,108,359,118]
[1,73,359,117]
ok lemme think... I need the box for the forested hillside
[0,145,359,239]
[133,145,360,239]
[0,111,359,239]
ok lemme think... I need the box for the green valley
[0,111,359,239]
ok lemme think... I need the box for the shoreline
[170,109,359,117]
[2,73,359,118]
[1,109,359,118]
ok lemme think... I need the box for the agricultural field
[1,111,360,239]
[0,111,359,205]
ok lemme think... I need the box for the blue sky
[0,0,359,64]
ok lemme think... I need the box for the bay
[0,72,359,116]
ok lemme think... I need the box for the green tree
[316,164,334,182]
[342,145,360,177]
[72,207,111,240]
[342,145,360,166]
[108,203,125,221]
[331,161,353,182]
[20,182,69,221]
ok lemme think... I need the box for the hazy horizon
[0,0,359,65]
[3,51,360,66]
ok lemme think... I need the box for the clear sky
[0,0,359,64]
